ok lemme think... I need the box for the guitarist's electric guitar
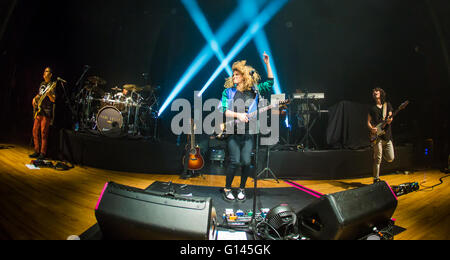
[369,100,409,144]
[216,99,290,139]
[182,120,205,171]
[33,81,57,119]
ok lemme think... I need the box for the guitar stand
[193,169,205,180]
[256,145,279,183]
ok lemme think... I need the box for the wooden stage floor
[0,143,449,240]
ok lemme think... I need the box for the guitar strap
[382,102,387,120]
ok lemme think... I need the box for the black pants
[225,134,254,189]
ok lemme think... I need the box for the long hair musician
[220,52,274,202]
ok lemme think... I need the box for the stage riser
[59,130,415,179]
[59,130,183,174]
[264,146,415,180]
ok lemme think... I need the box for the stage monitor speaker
[95,182,217,240]
[297,181,398,240]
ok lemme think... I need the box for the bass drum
[96,106,123,136]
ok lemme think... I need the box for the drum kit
[76,76,159,137]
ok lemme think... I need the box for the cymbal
[111,87,122,91]
[123,84,143,92]
[141,85,154,91]
[84,85,105,94]
[88,76,107,85]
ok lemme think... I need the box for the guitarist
[30,67,56,160]
[220,52,274,201]
[367,87,395,183]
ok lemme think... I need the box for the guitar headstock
[277,99,291,108]
[398,100,409,110]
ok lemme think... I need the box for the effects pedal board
[222,208,270,227]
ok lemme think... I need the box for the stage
[59,129,418,180]
[0,144,448,240]
[80,181,321,240]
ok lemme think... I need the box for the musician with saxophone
[30,67,56,160]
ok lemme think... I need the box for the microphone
[57,77,67,83]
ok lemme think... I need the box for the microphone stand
[74,66,90,130]
[250,85,261,231]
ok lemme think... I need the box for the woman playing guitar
[219,52,274,202]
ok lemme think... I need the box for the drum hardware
[123,84,143,92]
[87,76,107,86]
[73,77,160,138]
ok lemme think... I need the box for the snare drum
[96,106,123,133]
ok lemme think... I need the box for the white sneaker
[223,189,235,201]
[237,189,246,201]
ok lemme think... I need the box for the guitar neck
[247,104,274,119]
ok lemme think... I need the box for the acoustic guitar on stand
[182,119,204,171]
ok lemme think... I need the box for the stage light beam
[243,0,283,94]
[197,0,289,97]
[158,3,259,116]
[181,0,232,76]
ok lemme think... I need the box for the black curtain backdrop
[326,101,370,149]
[0,0,449,164]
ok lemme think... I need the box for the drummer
[114,88,131,101]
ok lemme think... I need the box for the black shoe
[37,154,46,160]
[29,152,40,158]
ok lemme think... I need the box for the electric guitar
[33,81,57,119]
[216,99,290,139]
[369,100,409,144]
[182,119,205,171]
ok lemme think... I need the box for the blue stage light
[181,0,232,76]
[253,34,282,94]
[235,0,282,94]
[285,115,290,128]
[197,0,289,97]
[158,3,257,116]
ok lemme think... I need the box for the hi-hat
[123,84,143,92]
[87,76,107,85]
